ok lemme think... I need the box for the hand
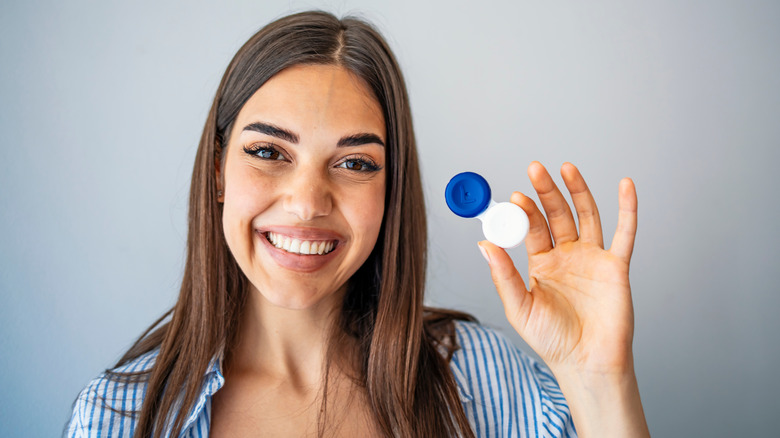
[478,161,638,376]
[479,161,648,436]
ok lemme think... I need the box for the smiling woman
[217,65,387,311]
[66,10,649,438]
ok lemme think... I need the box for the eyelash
[242,143,382,173]
[243,143,285,161]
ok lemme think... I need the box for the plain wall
[1,0,778,436]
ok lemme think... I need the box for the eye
[257,148,282,160]
[243,143,285,161]
[336,156,381,172]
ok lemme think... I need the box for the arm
[478,162,650,437]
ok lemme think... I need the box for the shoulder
[450,321,577,437]
[66,349,159,438]
[450,320,548,396]
[451,320,545,379]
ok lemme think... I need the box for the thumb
[478,241,532,331]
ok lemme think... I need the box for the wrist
[552,362,650,438]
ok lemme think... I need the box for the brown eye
[243,143,286,161]
[343,160,364,171]
[257,147,282,160]
[337,157,380,172]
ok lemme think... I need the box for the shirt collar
[178,351,226,436]
[449,360,475,403]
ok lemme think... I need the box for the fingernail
[478,243,491,264]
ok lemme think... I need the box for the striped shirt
[67,321,576,437]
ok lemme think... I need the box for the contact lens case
[445,172,529,248]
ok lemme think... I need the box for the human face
[218,64,386,311]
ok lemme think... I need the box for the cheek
[348,180,386,245]
[222,166,276,242]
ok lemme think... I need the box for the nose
[282,168,333,221]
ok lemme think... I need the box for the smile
[265,231,337,255]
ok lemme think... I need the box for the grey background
[1,0,778,436]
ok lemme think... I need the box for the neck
[226,284,348,388]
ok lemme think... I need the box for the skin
[479,162,650,437]
[208,64,649,436]
[211,64,386,437]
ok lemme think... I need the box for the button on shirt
[67,321,577,437]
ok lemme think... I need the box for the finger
[609,178,638,263]
[560,162,604,248]
[510,191,553,256]
[528,162,579,245]
[478,241,533,330]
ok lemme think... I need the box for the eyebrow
[242,122,385,148]
[243,122,299,144]
[337,133,385,148]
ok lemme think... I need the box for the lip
[256,226,344,273]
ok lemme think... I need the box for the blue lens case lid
[445,172,492,218]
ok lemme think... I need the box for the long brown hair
[108,11,476,437]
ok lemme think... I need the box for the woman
[67,11,649,437]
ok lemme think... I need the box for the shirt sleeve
[451,321,578,438]
[66,373,108,438]
[65,351,157,438]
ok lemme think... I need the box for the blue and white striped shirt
[67,321,576,437]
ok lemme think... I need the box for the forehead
[232,64,386,141]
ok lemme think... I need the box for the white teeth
[266,231,337,255]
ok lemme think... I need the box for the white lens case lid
[477,200,529,249]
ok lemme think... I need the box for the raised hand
[478,161,649,436]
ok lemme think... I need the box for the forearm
[553,363,650,438]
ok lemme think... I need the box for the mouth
[264,231,338,256]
